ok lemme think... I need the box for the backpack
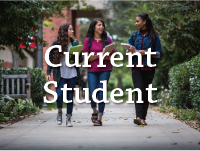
[88,36,110,53]
[132,31,156,51]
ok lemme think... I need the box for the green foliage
[0,113,10,122]
[43,21,55,31]
[0,59,3,68]
[0,1,81,59]
[169,53,200,111]
[149,1,200,57]
[30,68,47,107]
[1,67,47,107]
[45,103,67,110]
[173,109,199,121]
[159,106,177,114]
[0,95,16,117]
[0,95,39,121]
[122,0,200,99]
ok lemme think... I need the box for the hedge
[169,53,200,111]
[0,62,47,107]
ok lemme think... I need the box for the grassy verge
[153,105,200,131]
[45,103,67,110]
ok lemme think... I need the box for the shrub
[169,53,200,112]
[0,95,39,121]
[0,65,47,107]
[0,59,3,68]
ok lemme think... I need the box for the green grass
[45,103,67,109]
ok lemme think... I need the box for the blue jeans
[56,77,77,117]
[87,70,111,116]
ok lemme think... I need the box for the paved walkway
[0,100,200,150]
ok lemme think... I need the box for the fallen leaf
[147,136,151,138]
[124,118,128,120]
[198,141,200,145]
[171,143,177,145]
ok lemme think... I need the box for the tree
[103,1,200,97]
[0,1,80,62]
[124,1,200,98]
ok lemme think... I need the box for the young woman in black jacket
[46,23,83,127]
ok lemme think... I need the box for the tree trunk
[117,77,123,90]
[37,15,43,69]
[11,49,18,68]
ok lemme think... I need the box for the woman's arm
[138,34,162,58]
[127,33,136,53]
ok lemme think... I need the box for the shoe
[94,120,102,126]
[91,111,98,123]
[56,112,62,125]
[141,121,147,125]
[133,118,141,125]
[66,116,73,127]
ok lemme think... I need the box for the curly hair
[85,18,108,49]
[53,23,76,64]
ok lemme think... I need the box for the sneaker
[56,112,62,125]
[66,116,73,127]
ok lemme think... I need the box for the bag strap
[88,36,109,53]
[88,37,92,53]
[132,31,137,46]
[106,36,109,44]
[152,34,156,51]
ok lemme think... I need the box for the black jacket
[46,40,83,87]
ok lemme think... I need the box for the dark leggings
[131,68,155,120]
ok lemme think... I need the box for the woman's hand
[127,46,136,53]
[94,55,99,60]
[104,51,114,60]
[138,50,147,56]
[46,75,51,81]
[88,54,99,62]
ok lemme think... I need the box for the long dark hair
[85,18,108,48]
[53,23,76,64]
[137,13,158,38]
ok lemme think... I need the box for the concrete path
[0,100,200,150]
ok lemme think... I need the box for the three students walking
[46,13,162,127]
